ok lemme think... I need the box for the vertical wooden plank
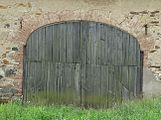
[113,28,118,65]
[80,21,87,107]
[59,24,63,63]
[59,23,66,63]
[93,22,97,65]
[118,66,122,103]
[111,66,116,105]
[71,64,75,104]
[136,66,140,96]
[42,27,46,61]
[122,32,125,65]
[89,65,93,107]
[114,66,120,103]
[36,30,39,61]
[28,61,31,102]
[47,61,52,103]
[107,65,113,107]
[66,22,73,63]
[56,63,60,103]
[98,65,101,108]
[132,37,137,65]
[136,42,141,68]
[53,24,59,62]
[52,63,57,103]
[100,65,108,108]
[38,28,46,103]
[31,31,38,61]
[33,62,37,102]
[126,34,130,65]
[128,34,132,65]
[42,62,46,99]
[84,64,89,107]
[91,65,96,107]
[59,63,64,104]
[31,62,35,102]
[81,21,88,64]
[47,26,53,61]
[38,27,42,61]
[105,25,111,64]
[80,63,85,107]
[102,24,107,65]
[96,22,101,65]
[88,21,97,64]
[116,29,123,65]
[110,27,115,65]
[99,23,106,65]
[53,63,59,103]
[46,62,50,104]
[106,66,110,107]
[104,25,108,65]
[122,32,129,65]
[133,67,137,97]
[45,61,48,103]
[64,63,72,104]
[92,22,97,64]
[59,63,63,104]
[72,22,81,63]
[73,63,81,105]
[122,66,129,100]
[140,51,144,96]
[100,24,105,65]
[128,67,134,99]
[87,22,92,64]
[52,25,56,62]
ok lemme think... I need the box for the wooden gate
[23,21,143,108]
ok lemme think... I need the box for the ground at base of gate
[0,97,161,120]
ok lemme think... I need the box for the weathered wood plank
[122,66,129,100]
[100,65,108,108]
[108,65,114,107]
[72,22,81,63]
[73,63,81,105]
[66,22,73,63]
[96,22,101,65]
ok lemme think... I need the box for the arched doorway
[23,20,143,108]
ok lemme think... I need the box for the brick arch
[16,10,138,45]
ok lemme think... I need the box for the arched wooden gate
[23,21,143,108]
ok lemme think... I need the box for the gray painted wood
[23,20,143,108]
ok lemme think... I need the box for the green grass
[1,97,161,120]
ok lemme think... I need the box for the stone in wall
[0,77,18,100]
